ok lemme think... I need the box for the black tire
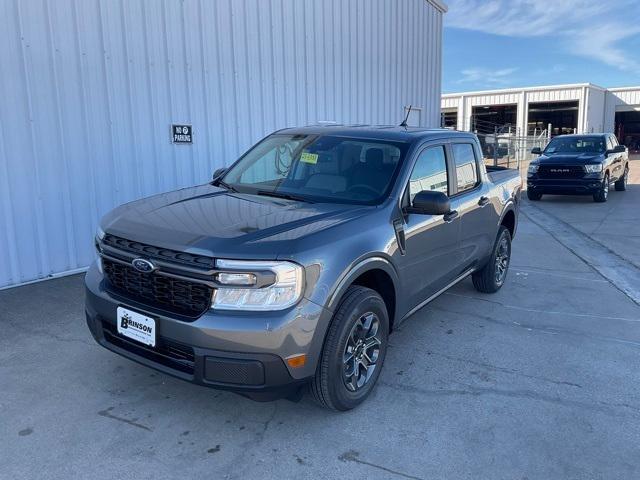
[593,173,609,202]
[472,226,512,294]
[527,189,542,201]
[615,166,629,191]
[310,286,389,411]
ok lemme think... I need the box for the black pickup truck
[527,133,629,202]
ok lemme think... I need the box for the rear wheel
[310,286,389,411]
[615,166,629,191]
[472,226,512,293]
[593,173,609,202]
[526,189,542,201]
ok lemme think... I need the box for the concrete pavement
[526,156,640,270]
[2,183,640,479]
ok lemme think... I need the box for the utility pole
[493,126,498,167]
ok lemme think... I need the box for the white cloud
[445,0,608,36]
[570,24,640,75]
[458,67,518,85]
[445,0,640,75]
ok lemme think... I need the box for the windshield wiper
[213,178,238,193]
[256,190,314,203]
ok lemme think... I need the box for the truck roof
[275,125,476,143]
[555,133,608,138]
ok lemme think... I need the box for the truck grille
[102,259,213,317]
[537,165,585,179]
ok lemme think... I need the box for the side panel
[398,211,462,307]
[449,183,497,271]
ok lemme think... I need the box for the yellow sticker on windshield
[300,152,318,164]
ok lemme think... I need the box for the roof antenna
[400,105,412,128]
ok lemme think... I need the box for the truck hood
[101,184,370,258]
[537,152,604,164]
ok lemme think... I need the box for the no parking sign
[172,124,192,144]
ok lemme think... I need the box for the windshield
[544,136,606,154]
[220,134,408,204]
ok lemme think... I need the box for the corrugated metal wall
[607,87,640,107]
[526,87,584,103]
[604,87,640,133]
[0,0,445,289]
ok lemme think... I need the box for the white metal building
[0,0,447,289]
[442,83,640,145]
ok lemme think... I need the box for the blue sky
[442,0,640,93]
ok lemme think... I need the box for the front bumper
[527,175,604,194]
[84,262,332,400]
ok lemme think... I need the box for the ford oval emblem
[132,258,156,273]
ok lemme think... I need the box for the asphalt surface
[2,165,640,479]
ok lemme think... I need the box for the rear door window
[451,143,479,193]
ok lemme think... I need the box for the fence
[442,117,550,173]
[476,131,548,170]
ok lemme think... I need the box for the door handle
[443,210,458,223]
[478,196,490,207]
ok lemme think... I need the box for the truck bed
[486,165,521,184]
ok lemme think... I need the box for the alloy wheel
[342,312,382,392]
[494,233,510,286]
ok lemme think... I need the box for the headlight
[96,226,106,242]
[527,163,539,174]
[584,164,603,173]
[212,260,304,311]
[95,226,106,273]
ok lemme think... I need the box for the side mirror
[605,145,625,156]
[212,167,227,181]
[531,147,542,155]
[409,190,451,215]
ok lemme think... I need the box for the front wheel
[593,174,609,202]
[615,166,629,191]
[472,226,512,293]
[527,189,542,201]
[310,286,389,411]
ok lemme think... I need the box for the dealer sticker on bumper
[117,307,156,347]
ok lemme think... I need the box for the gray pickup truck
[86,126,521,410]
